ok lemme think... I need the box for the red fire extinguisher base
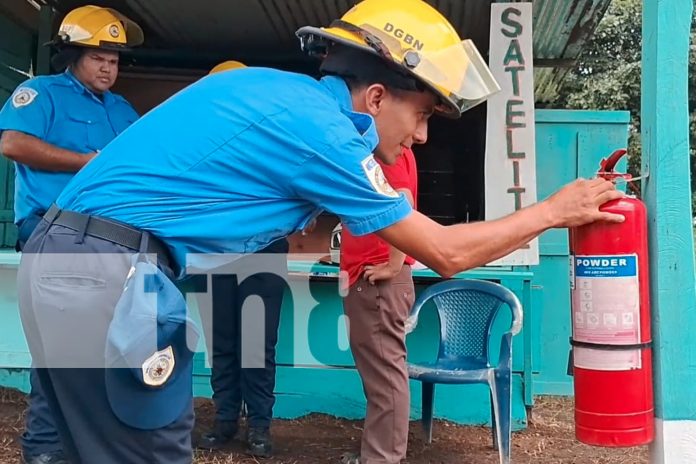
[573,356,655,448]
[575,414,654,447]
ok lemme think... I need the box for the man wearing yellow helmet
[17,0,622,463]
[295,1,503,462]
[0,5,142,464]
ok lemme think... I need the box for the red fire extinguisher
[569,148,654,447]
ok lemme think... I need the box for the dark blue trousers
[201,240,288,428]
[16,214,63,458]
[20,369,62,457]
[18,218,194,464]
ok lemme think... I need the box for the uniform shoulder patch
[361,155,399,198]
[141,345,175,387]
[11,87,38,108]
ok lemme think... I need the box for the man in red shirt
[340,146,418,464]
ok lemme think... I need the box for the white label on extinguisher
[574,347,642,371]
[572,254,641,371]
[569,255,575,290]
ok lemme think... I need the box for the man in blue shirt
[0,6,142,464]
[17,0,625,463]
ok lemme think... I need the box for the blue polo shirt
[57,69,412,272]
[0,70,138,224]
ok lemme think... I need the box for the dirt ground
[0,387,647,463]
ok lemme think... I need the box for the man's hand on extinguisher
[544,178,625,228]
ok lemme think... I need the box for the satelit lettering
[503,39,525,66]
[507,185,525,210]
[506,129,525,159]
[501,7,523,38]
[506,100,526,128]
[505,65,524,96]
[384,23,424,50]
[496,6,530,215]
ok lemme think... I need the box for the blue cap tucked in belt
[105,254,199,430]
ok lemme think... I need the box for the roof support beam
[34,3,52,76]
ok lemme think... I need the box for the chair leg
[490,391,498,450]
[491,370,512,464]
[421,382,435,444]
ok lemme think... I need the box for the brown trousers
[342,265,415,464]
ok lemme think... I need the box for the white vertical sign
[485,3,539,266]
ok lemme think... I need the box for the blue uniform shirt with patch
[57,69,412,273]
[0,70,138,224]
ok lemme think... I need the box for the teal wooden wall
[641,0,696,448]
[530,110,630,395]
[0,109,630,430]
[0,13,34,247]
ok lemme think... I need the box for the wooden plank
[641,0,696,461]
[0,67,27,92]
[0,98,16,247]
[0,0,39,33]
[0,369,30,394]
[0,123,16,247]
[35,5,52,76]
[535,109,630,124]
[4,225,16,249]
[0,150,8,208]
[0,14,33,71]
[485,3,539,266]
[0,7,32,248]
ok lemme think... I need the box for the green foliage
[546,0,695,201]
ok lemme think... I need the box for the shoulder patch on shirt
[361,155,399,198]
[11,87,38,108]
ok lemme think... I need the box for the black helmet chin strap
[50,46,83,72]
[319,44,424,93]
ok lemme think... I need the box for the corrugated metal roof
[531,0,612,101]
[39,0,611,102]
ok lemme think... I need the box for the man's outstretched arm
[376,178,624,277]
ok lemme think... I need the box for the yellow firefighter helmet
[51,5,144,50]
[208,60,247,75]
[296,0,500,118]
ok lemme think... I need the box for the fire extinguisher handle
[599,148,628,174]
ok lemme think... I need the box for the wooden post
[35,4,52,76]
[641,0,696,462]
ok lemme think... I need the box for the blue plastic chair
[406,279,523,464]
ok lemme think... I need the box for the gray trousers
[18,218,194,464]
[16,212,63,458]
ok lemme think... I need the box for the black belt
[43,205,172,266]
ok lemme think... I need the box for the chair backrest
[409,279,523,364]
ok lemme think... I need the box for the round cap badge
[141,346,175,387]
[109,24,120,38]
